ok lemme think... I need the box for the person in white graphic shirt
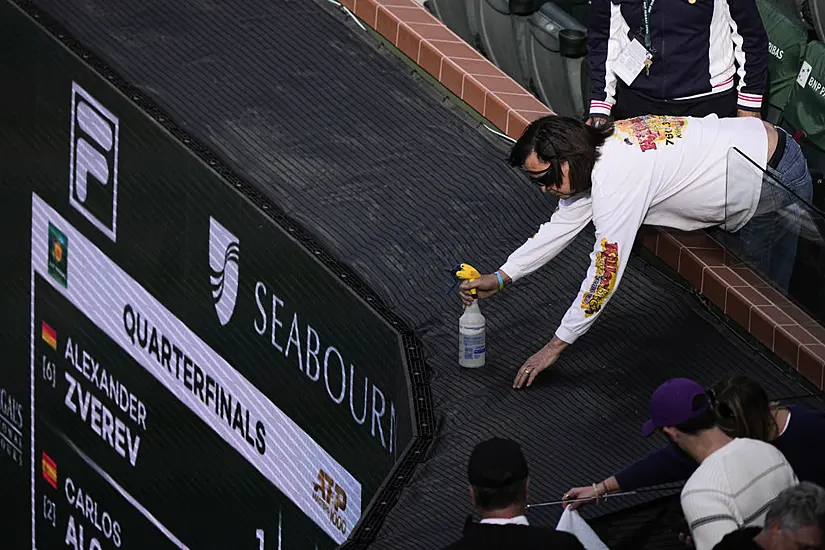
[459,114,812,388]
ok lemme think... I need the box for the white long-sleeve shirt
[680,438,798,550]
[499,114,768,344]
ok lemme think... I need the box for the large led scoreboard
[0,2,417,548]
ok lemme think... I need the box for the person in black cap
[443,437,584,550]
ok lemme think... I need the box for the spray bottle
[453,263,486,368]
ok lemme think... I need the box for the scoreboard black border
[9,0,436,547]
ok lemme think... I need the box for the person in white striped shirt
[640,378,798,550]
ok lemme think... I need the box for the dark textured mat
[23,0,825,547]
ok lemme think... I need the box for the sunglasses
[523,141,563,191]
[525,166,559,189]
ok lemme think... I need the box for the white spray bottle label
[459,300,486,368]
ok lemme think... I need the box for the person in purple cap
[639,378,798,550]
[563,375,825,508]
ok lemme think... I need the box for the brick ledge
[341,0,825,390]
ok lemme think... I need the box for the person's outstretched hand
[561,486,599,510]
[513,336,569,388]
[458,273,508,306]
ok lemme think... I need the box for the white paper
[614,39,651,86]
[557,507,610,550]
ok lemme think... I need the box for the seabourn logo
[209,217,240,326]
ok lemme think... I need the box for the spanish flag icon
[41,451,57,489]
[41,321,57,350]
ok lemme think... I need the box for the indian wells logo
[208,217,240,326]
[47,222,69,288]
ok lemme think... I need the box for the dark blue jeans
[735,128,813,292]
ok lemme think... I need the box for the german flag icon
[41,321,57,350]
[41,451,57,489]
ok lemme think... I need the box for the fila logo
[69,82,120,242]
[208,217,240,326]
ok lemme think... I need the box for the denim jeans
[734,128,813,292]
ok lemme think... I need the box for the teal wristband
[495,271,504,291]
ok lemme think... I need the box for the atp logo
[313,469,348,535]
[208,217,240,326]
[69,82,119,242]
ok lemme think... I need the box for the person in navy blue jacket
[585,0,769,125]
[561,374,825,507]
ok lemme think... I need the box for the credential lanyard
[642,0,656,50]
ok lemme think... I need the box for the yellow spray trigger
[454,263,481,295]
